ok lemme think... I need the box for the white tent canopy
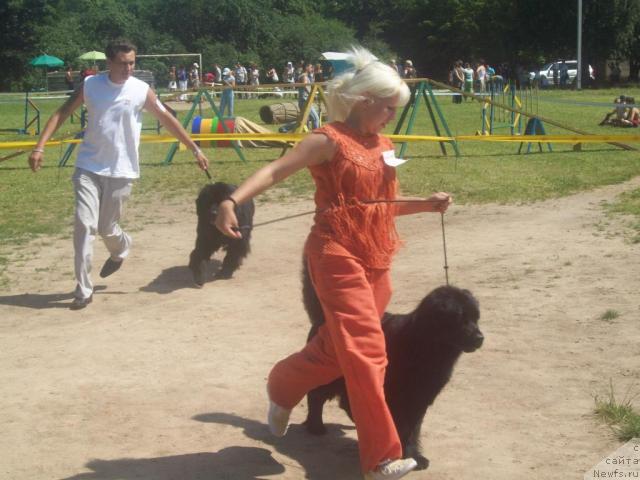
[319,52,378,61]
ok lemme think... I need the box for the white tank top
[76,73,149,178]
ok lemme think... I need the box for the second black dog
[188,182,254,286]
[301,261,483,470]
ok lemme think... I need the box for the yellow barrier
[455,134,640,143]
[2,133,640,150]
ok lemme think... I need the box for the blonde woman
[216,47,451,479]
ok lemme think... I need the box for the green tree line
[1,0,639,91]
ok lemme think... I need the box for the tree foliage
[1,0,639,90]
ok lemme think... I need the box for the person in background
[219,67,235,116]
[81,65,97,80]
[476,59,487,93]
[266,66,279,84]
[65,66,75,91]
[213,63,222,83]
[28,39,210,310]
[298,63,320,130]
[284,61,295,85]
[453,60,465,89]
[168,65,177,91]
[597,95,638,127]
[249,63,260,87]
[450,60,464,104]
[621,97,640,127]
[177,65,188,92]
[403,59,416,79]
[314,63,324,83]
[551,63,559,87]
[599,96,627,126]
[214,46,451,480]
[325,62,335,80]
[486,63,499,91]
[235,62,247,99]
[389,59,403,77]
[462,62,474,100]
[559,60,569,88]
[190,62,200,89]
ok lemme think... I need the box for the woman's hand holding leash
[215,198,242,239]
[427,192,452,213]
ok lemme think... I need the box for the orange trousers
[267,236,402,472]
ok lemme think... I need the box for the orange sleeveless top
[307,122,400,269]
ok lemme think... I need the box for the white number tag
[382,150,407,167]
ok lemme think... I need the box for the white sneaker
[267,400,291,437]
[364,458,418,480]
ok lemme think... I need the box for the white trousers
[72,168,133,299]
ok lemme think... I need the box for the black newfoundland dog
[188,182,255,286]
[301,261,483,470]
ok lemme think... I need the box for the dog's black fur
[301,261,483,470]
[188,182,254,286]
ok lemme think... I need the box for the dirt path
[1,178,639,480]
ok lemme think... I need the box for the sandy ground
[1,177,639,480]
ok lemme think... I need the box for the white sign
[382,149,407,167]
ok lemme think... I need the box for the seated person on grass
[620,101,639,127]
[599,95,627,126]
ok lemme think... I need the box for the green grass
[600,309,620,321]
[594,381,640,441]
[603,186,640,243]
[2,86,640,285]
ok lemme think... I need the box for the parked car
[529,60,594,87]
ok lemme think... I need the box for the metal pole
[577,0,582,90]
[24,91,29,133]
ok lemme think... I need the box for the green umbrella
[78,51,106,61]
[29,54,65,91]
[29,54,65,68]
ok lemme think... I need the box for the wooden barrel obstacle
[259,102,300,124]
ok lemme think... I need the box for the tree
[1,0,638,92]
[0,0,49,90]
[580,0,640,85]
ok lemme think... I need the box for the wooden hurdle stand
[163,89,246,165]
[394,79,459,158]
[278,82,329,156]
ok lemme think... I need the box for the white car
[529,60,594,86]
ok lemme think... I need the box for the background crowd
[168,57,420,92]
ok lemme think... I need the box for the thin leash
[440,212,450,286]
[239,198,452,285]
[250,198,444,227]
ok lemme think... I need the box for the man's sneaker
[364,458,418,480]
[267,400,291,437]
[99,258,123,278]
[70,295,93,310]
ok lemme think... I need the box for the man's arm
[144,88,210,171]
[28,85,85,172]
